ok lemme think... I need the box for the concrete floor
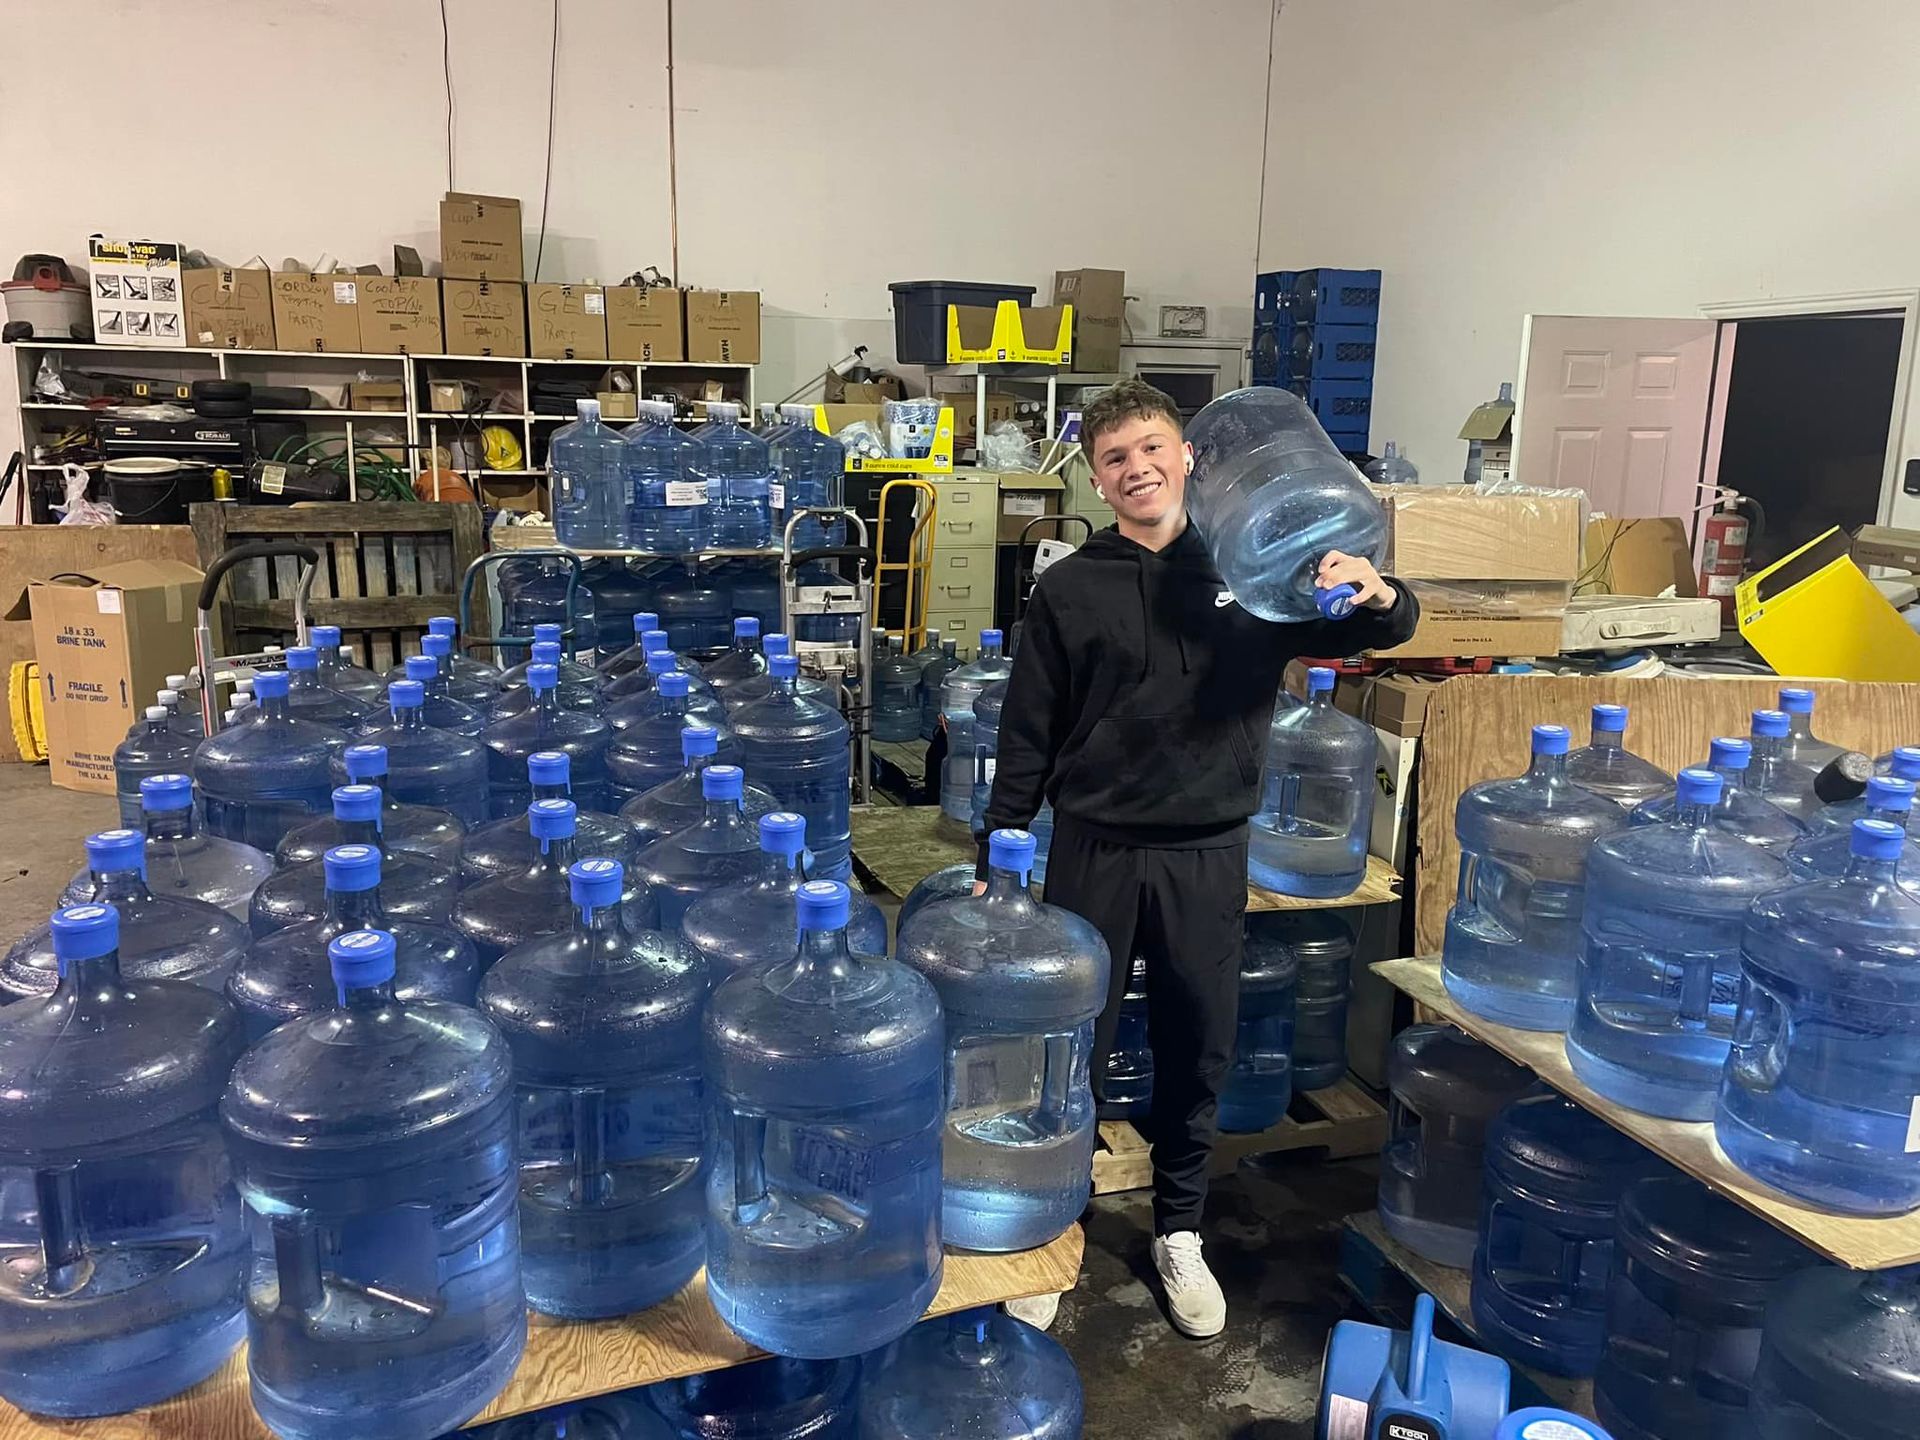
[0,764,1375,1438]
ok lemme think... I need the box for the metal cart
[781,507,877,804]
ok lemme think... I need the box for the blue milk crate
[1287,323,1377,384]
[1292,268,1382,326]
[1292,378,1373,427]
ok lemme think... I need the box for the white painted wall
[1261,0,1920,486]
[1,0,1275,459]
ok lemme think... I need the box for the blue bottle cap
[760,811,807,856]
[50,903,118,966]
[528,798,578,840]
[770,654,799,679]
[388,680,424,709]
[421,632,451,657]
[1891,746,1920,780]
[532,641,563,665]
[981,629,1003,647]
[1709,736,1752,770]
[1531,724,1571,756]
[323,843,381,892]
[527,750,571,785]
[1314,582,1358,619]
[333,784,383,822]
[1306,666,1336,695]
[633,611,660,635]
[1854,817,1905,861]
[1868,777,1916,812]
[140,773,193,813]
[646,649,678,675]
[658,671,691,698]
[405,655,438,682]
[763,633,790,657]
[285,645,318,671]
[989,827,1037,876]
[252,670,290,700]
[569,857,624,911]
[311,624,342,646]
[1751,708,1790,739]
[734,616,759,638]
[428,615,458,637]
[534,623,562,644]
[1675,767,1723,807]
[642,629,671,652]
[344,743,389,779]
[1494,1409,1610,1440]
[527,663,560,695]
[796,878,849,932]
[86,828,145,874]
[703,764,744,801]
[682,725,719,761]
[329,928,396,995]
[1778,686,1815,715]
[1591,702,1628,733]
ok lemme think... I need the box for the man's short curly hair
[1080,377,1183,462]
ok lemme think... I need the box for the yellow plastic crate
[945,300,1074,365]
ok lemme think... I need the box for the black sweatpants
[1044,814,1247,1235]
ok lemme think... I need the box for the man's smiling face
[1089,414,1190,528]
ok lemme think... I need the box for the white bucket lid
[103,457,184,478]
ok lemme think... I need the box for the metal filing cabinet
[926,474,999,646]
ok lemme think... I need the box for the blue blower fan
[1320,1293,1512,1440]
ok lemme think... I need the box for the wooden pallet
[1092,1073,1388,1195]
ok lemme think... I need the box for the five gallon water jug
[404,654,488,737]
[281,741,468,865]
[1566,704,1673,809]
[496,633,603,715]
[1776,685,1848,781]
[1716,817,1920,1215]
[222,929,525,1439]
[898,861,977,933]
[857,1308,1084,1439]
[250,785,460,936]
[1631,736,1806,855]
[419,630,500,707]
[770,403,847,553]
[920,637,959,740]
[4,828,249,1002]
[1183,386,1389,623]
[607,629,717,705]
[1748,1263,1920,1440]
[115,704,196,825]
[1378,1024,1534,1267]
[609,672,739,805]
[898,828,1107,1252]
[1361,439,1420,486]
[1801,746,1920,842]
[681,813,887,977]
[1444,724,1631,1030]
[1250,666,1375,896]
[875,641,925,744]
[719,634,834,713]
[1099,956,1153,1119]
[603,610,666,684]
[485,663,612,818]
[194,668,347,849]
[553,398,632,550]
[620,725,780,847]
[941,631,1013,823]
[704,616,770,704]
[969,680,1007,830]
[457,799,608,964]
[732,654,852,881]
[1266,910,1355,1090]
[499,560,598,658]
[310,623,389,703]
[1788,774,1920,881]
[66,772,272,920]
[694,401,774,549]
[461,750,639,885]
[347,679,491,825]
[1745,709,1821,822]
[606,651,731,738]
[585,561,655,665]
[427,614,503,684]
[703,879,944,1357]
[1594,1175,1820,1440]
[1217,927,1297,1133]
[162,675,206,738]
[657,572,735,655]
[624,399,708,552]
[0,903,247,1416]
[463,1391,667,1440]
[479,859,706,1319]
[1568,768,1791,1120]
[633,765,765,930]
[1472,1090,1663,1377]
[727,566,781,633]
[648,1356,857,1440]
[283,645,373,730]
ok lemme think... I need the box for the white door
[1514,316,1718,519]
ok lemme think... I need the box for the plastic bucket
[104,458,209,523]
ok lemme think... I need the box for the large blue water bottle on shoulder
[1716,816,1920,1215]
[222,929,526,1439]
[1249,666,1375,897]
[484,662,612,818]
[731,653,852,881]
[696,401,775,549]
[624,399,709,553]
[480,859,706,1319]
[552,398,631,550]
[1568,768,1790,1120]
[704,878,944,1357]
[0,902,247,1417]
[1748,1263,1920,1440]
[857,1309,1084,1439]
[899,828,1108,1252]
[194,668,347,849]
[1788,772,1920,880]
[346,679,490,824]
[1183,386,1388,622]
[115,704,196,826]
[1443,724,1630,1030]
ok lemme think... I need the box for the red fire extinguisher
[1700,490,1763,626]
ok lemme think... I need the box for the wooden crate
[189,502,487,675]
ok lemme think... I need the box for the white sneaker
[1151,1231,1226,1338]
[1003,1292,1062,1330]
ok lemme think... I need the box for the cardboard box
[358,274,443,354]
[270,273,363,352]
[440,191,524,280]
[825,375,906,404]
[1852,524,1920,573]
[183,267,275,349]
[6,559,206,795]
[1584,516,1698,597]
[442,279,527,357]
[1377,485,1583,583]
[997,473,1064,542]
[684,289,761,364]
[596,391,638,420]
[606,286,684,361]
[527,283,609,360]
[1052,268,1125,372]
[947,390,1021,445]
[349,381,406,412]
[1406,580,1572,619]
[1371,612,1566,661]
[1331,671,1440,738]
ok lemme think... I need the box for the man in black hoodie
[979,379,1417,1338]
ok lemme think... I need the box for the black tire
[250,385,312,410]
[194,397,255,419]
[191,379,251,402]
[2,321,32,343]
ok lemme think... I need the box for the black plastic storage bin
[888,280,1037,364]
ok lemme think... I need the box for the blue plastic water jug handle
[1406,1291,1435,1402]
[1315,583,1358,620]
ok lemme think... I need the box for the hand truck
[780,508,877,805]
[192,540,321,735]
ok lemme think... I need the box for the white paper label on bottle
[259,462,286,496]
[665,480,709,507]
[768,483,786,510]
[1324,1395,1368,1440]
[1906,1095,1920,1152]
[332,280,357,304]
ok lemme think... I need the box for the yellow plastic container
[945,301,1074,364]
[1736,527,1920,680]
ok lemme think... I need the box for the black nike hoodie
[977,523,1418,859]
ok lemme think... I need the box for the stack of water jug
[1380,688,1920,1438]
[7,611,1100,1438]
